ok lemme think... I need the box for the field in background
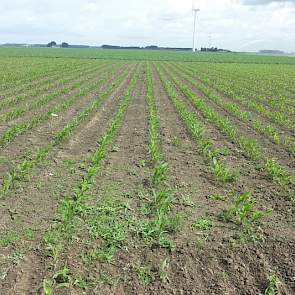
[1,46,295,64]
[0,48,294,294]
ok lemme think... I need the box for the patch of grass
[0,231,20,247]
[171,136,181,147]
[63,159,76,174]
[133,263,155,285]
[4,250,24,269]
[131,210,178,251]
[193,217,214,231]
[209,194,226,201]
[182,195,195,207]
[43,266,75,294]
[98,272,120,286]
[84,198,130,262]
[135,186,180,250]
[82,246,116,265]
[195,235,209,249]
[192,216,213,249]
[53,266,73,286]
[25,228,34,240]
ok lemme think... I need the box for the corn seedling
[264,273,280,295]
[220,192,271,241]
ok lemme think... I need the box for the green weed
[209,194,226,201]
[264,273,280,295]
[159,258,170,283]
[133,264,155,285]
[0,231,19,247]
[220,192,271,241]
[193,217,214,231]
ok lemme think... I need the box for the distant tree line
[101,45,141,50]
[101,45,192,51]
[47,41,69,48]
[47,41,56,47]
[259,50,284,54]
[0,42,232,53]
[201,47,231,52]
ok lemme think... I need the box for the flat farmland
[0,49,294,295]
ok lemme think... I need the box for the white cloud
[241,0,295,5]
[0,0,294,52]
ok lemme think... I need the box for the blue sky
[0,0,294,52]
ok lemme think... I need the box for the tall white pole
[192,9,200,52]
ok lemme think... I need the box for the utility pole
[192,8,200,52]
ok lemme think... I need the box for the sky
[0,0,294,52]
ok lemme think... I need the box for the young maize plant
[0,64,134,196]
[169,63,294,153]
[156,64,239,183]
[132,63,178,251]
[41,69,140,293]
[0,64,124,147]
[0,63,111,122]
[161,64,294,191]
[0,62,106,111]
[182,63,294,128]
[43,68,139,268]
